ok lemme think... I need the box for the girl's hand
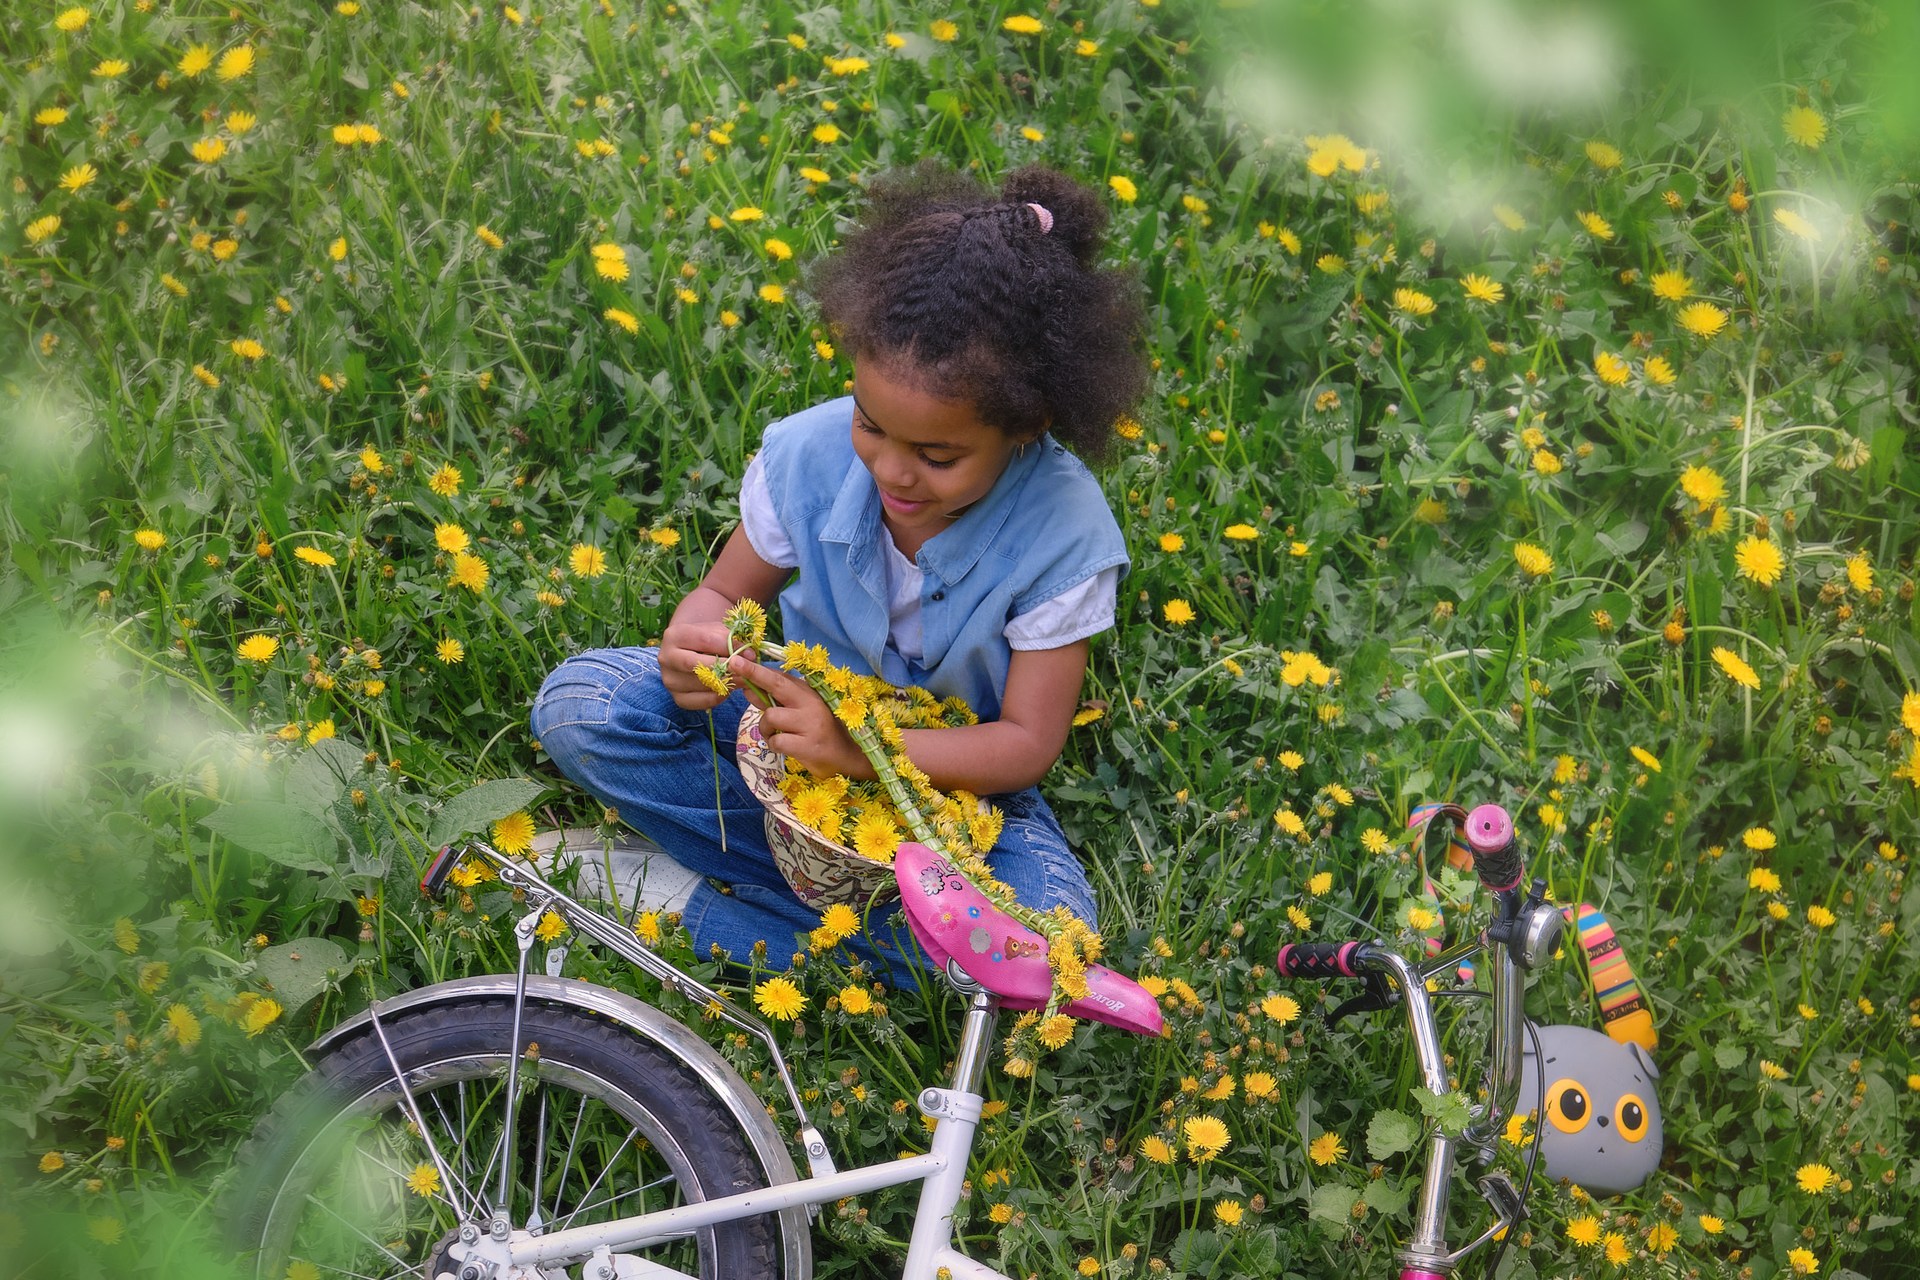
[729,654,870,779]
[659,618,748,711]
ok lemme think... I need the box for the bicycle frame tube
[1378,918,1527,1278]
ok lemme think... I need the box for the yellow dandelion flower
[1593,351,1631,385]
[591,242,629,280]
[1139,1134,1174,1164]
[1650,269,1692,301]
[1576,210,1614,240]
[491,811,536,854]
[428,463,462,496]
[1677,301,1728,338]
[405,1163,441,1197]
[178,45,214,78]
[1513,542,1553,577]
[237,634,280,663]
[1774,208,1820,242]
[754,975,807,1020]
[55,7,90,31]
[229,337,265,360]
[448,552,490,592]
[1002,14,1044,33]
[1308,1132,1345,1165]
[434,523,470,553]
[166,1003,202,1047]
[1460,273,1504,303]
[811,123,842,144]
[93,58,128,77]
[1713,647,1761,690]
[1644,354,1677,385]
[294,545,336,567]
[1392,288,1436,318]
[217,45,255,80]
[1783,105,1827,149]
[1162,599,1195,625]
[59,163,98,192]
[436,637,465,664]
[1734,535,1785,585]
[1584,140,1622,170]
[850,811,901,861]
[243,996,284,1035]
[1182,1114,1230,1162]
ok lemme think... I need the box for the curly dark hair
[806,160,1148,464]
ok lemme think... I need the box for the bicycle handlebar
[1275,941,1378,979]
[1462,803,1524,893]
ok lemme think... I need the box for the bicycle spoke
[301,1191,429,1278]
[558,1174,686,1230]
[548,1126,642,1233]
[526,1087,550,1234]
[546,1087,591,1229]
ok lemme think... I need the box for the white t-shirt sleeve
[1004,566,1120,651]
[737,451,799,569]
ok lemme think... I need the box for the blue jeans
[529,647,1097,981]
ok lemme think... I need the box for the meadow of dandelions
[4,1,1918,1277]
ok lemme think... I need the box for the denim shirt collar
[817,426,1045,587]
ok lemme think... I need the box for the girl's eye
[919,453,958,469]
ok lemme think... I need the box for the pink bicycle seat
[893,843,1163,1038]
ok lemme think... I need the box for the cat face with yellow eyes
[1519,1023,1663,1195]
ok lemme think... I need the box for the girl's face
[849,358,1031,552]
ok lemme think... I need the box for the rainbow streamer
[1563,903,1657,1051]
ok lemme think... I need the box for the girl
[530,161,1148,971]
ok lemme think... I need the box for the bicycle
[225,801,1564,1280]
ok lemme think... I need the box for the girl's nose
[872,449,914,489]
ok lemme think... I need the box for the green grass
[3,0,1918,1277]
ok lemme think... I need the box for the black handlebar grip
[420,844,461,899]
[1276,941,1372,979]
[1463,803,1524,892]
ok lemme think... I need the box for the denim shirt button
[931,590,945,601]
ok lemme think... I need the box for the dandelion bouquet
[707,601,1104,1061]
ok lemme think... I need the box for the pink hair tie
[1025,202,1054,234]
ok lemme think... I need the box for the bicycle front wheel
[226,997,786,1280]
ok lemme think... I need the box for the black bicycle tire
[223,997,785,1280]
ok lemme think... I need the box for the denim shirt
[755,396,1129,722]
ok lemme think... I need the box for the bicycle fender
[309,974,812,1280]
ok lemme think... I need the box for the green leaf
[285,738,365,814]
[252,938,350,1016]
[1412,1087,1471,1137]
[1361,1177,1410,1216]
[1712,1042,1746,1071]
[202,802,335,872]
[1306,1184,1362,1227]
[426,778,550,849]
[1365,1108,1421,1160]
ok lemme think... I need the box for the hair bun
[1001,165,1105,263]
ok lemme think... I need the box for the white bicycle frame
[411,842,1019,1280]
[446,981,1008,1280]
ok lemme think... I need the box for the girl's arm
[731,639,1089,796]
[659,526,792,710]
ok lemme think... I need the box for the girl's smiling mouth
[879,490,931,515]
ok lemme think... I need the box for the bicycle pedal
[1477,1170,1524,1223]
